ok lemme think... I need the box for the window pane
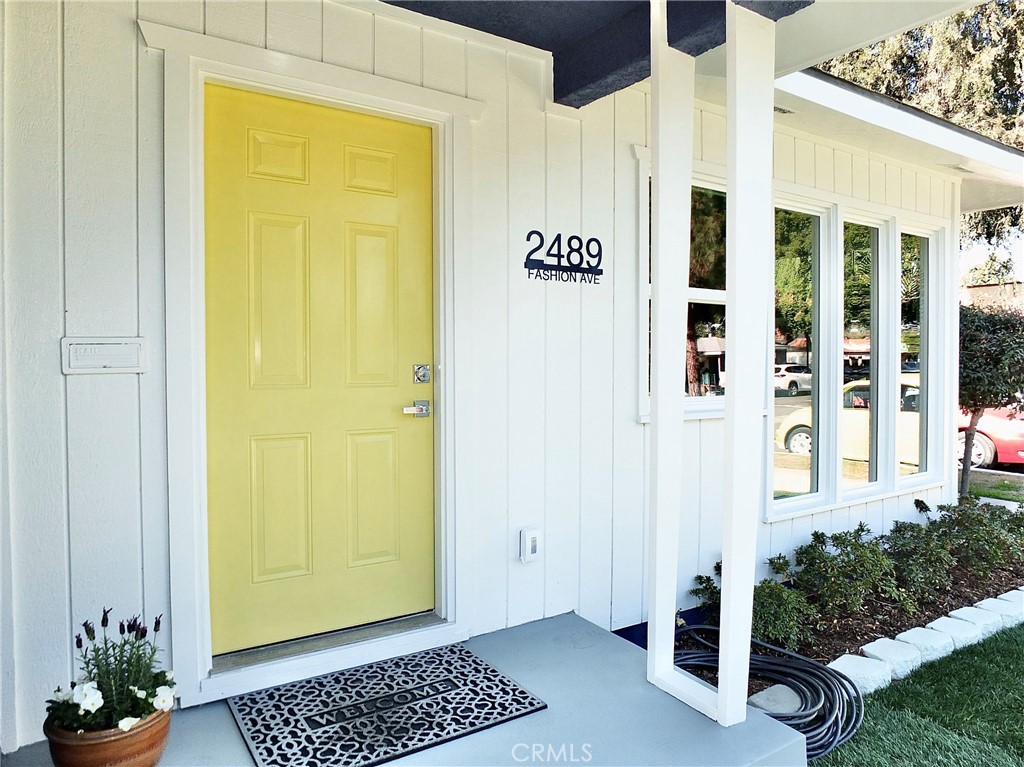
[843,223,878,488]
[900,234,927,475]
[686,303,726,397]
[690,187,726,290]
[773,209,819,499]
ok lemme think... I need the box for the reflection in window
[900,234,928,475]
[686,303,726,397]
[843,223,878,488]
[690,187,726,290]
[773,209,819,499]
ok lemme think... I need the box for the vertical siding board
[138,0,204,32]
[851,154,870,201]
[373,15,422,86]
[465,42,509,633]
[138,44,172,647]
[794,138,815,188]
[701,111,726,166]
[422,29,467,97]
[266,0,322,60]
[869,159,886,203]
[773,132,795,183]
[696,419,725,578]
[834,149,853,197]
[930,178,945,218]
[505,53,548,627]
[676,420,702,609]
[864,499,885,538]
[901,169,917,211]
[814,144,834,192]
[916,174,931,214]
[6,0,74,745]
[610,88,647,629]
[63,0,144,628]
[577,96,616,628]
[323,1,373,72]
[544,114,583,617]
[885,164,902,208]
[205,0,267,48]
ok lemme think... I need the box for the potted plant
[43,609,176,767]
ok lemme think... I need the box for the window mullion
[876,219,901,491]
[820,204,844,505]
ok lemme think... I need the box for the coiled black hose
[673,625,864,761]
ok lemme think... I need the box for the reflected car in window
[774,364,813,395]
[775,374,1024,469]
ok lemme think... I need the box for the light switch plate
[519,527,542,564]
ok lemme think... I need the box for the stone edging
[749,586,1024,712]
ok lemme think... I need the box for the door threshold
[211,612,445,674]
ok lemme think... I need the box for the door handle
[402,400,431,418]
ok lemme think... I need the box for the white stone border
[750,586,1024,711]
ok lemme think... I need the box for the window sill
[765,477,948,523]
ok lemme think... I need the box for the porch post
[647,0,700,700]
[718,1,776,727]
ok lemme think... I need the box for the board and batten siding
[1,0,649,748]
[1,0,959,751]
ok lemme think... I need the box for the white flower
[117,717,141,732]
[129,685,147,699]
[52,687,73,703]
[164,670,174,681]
[72,682,103,714]
[151,685,175,712]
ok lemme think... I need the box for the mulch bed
[676,561,1024,695]
[797,561,1024,664]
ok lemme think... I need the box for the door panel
[205,84,435,654]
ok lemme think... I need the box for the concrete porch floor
[6,613,805,767]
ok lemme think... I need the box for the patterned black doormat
[228,644,547,767]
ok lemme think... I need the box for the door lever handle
[402,400,431,418]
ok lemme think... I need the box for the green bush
[931,496,1022,577]
[792,523,910,621]
[882,520,955,602]
[689,556,814,650]
[751,578,815,650]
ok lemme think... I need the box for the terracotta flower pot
[43,709,171,767]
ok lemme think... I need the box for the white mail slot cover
[61,337,147,374]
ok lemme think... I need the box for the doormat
[228,644,547,767]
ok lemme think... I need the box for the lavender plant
[45,609,176,733]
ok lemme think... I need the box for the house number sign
[523,230,603,284]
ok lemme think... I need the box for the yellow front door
[204,84,435,655]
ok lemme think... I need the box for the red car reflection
[958,407,1024,468]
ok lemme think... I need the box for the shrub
[931,496,1022,576]
[689,556,814,650]
[751,578,815,650]
[792,523,910,621]
[882,519,955,602]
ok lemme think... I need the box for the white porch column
[647,0,712,715]
[718,1,777,727]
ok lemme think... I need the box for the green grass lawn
[818,624,1024,766]
[965,469,1024,504]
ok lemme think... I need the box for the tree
[819,0,1023,245]
[957,304,1024,496]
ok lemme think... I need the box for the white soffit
[774,71,1024,212]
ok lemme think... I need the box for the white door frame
[140,20,483,706]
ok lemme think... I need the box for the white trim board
[144,19,470,707]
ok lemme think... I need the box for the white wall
[1,0,960,751]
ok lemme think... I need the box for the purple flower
[119,620,126,636]
[153,614,162,633]
[75,634,83,650]
[82,621,95,642]
[101,607,112,629]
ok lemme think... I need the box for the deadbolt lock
[413,364,431,384]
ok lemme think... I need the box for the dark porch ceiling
[384,1,812,108]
